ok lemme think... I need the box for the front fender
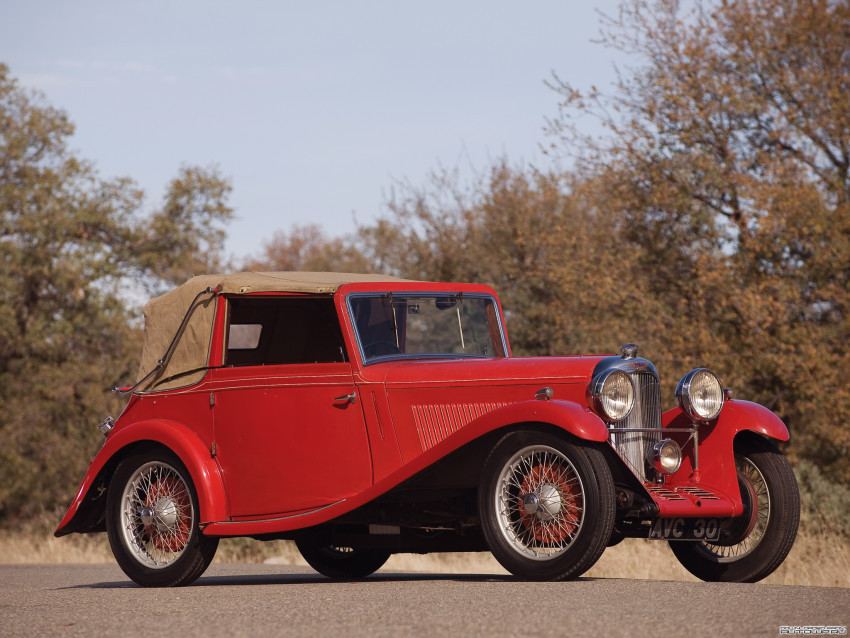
[663,399,790,442]
[716,399,790,441]
[661,400,790,512]
[466,399,609,442]
[55,419,227,537]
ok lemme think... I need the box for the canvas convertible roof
[135,271,414,392]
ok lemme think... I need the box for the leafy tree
[546,0,850,479]
[137,165,235,288]
[355,163,664,357]
[243,223,372,273]
[0,63,233,523]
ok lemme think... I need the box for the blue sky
[1,1,625,262]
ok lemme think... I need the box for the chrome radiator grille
[608,372,662,483]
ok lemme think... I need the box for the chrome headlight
[676,368,724,421]
[589,369,635,422]
[648,438,682,474]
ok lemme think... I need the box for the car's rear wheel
[669,434,799,582]
[295,539,390,578]
[106,450,218,587]
[478,430,615,580]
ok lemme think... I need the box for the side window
[225,296,347,366]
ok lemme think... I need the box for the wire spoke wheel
[669,434,799,583]
[496,446,585,560]
[120,461,194,568]
[479,431,615,581]
[106,450,218,587]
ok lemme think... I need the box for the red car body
[56,272,799,586]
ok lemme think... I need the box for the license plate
[648,518,722,541]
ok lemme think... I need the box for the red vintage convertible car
[56,272,799,586]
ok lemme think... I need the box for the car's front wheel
[669,434,799,582]
[295,539,391,578]
[106,450,218,587]
[478,430,615,580]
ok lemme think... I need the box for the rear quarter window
[225,296,347,366]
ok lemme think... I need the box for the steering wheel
[364,341,401,358]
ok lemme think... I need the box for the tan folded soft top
[136,271,414,392]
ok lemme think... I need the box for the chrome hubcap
[521,484,563,521]
[139,505,156,526]
[139,497,180,532]
[521,492,541,514]
[153,497,179,531]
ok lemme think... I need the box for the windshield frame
[346,291,509,365]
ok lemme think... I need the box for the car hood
[363,355,610,388]
[367,356,613,460]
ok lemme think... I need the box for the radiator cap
[620,343,638,360]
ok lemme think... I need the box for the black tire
[669,434,799,583]
[106,449,219,587]
[295,539,390,578]
[478,430,616,580]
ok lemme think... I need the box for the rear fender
[55,419,227,537]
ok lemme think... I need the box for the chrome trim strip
[606,427,697,433]
[209,500,345,525]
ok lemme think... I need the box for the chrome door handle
[334,391,357,404]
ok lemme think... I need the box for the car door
[209,295,372,518]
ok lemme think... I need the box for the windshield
[348,293,507,363]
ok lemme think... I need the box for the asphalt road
[1,563,847,638]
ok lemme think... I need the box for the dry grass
[3,528,846,588]
[0,529,113,564]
